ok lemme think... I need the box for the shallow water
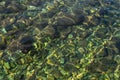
[0,0,120,79]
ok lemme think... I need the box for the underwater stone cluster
[0,0,120,79]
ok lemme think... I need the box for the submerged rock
[0,36,7,50]
[20,36,34,45]
[19,36,35,53]
[52,12,85,26]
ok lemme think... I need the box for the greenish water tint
[0,0,120,79]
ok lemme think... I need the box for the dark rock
[88,0,101,6]
[115,41,120,52]
[104,0,115,5]
[0,37,7,50]
[28,0,42,6]
[3,8,15,13]
[59,6,68,13]
[14,22,27,29]
[19,36,35,53]
[74,15,85,25]
[35,22,48,30]
[54,17,75,26]
[52,26,60,38]
[5,25,13,31]
[41,10,57,18]
[20,36,34,45]
[99,8,108,16]
[4,1,26,13]
[21,45,34,53]
[53,13,85,26]
[101,47,109,57]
